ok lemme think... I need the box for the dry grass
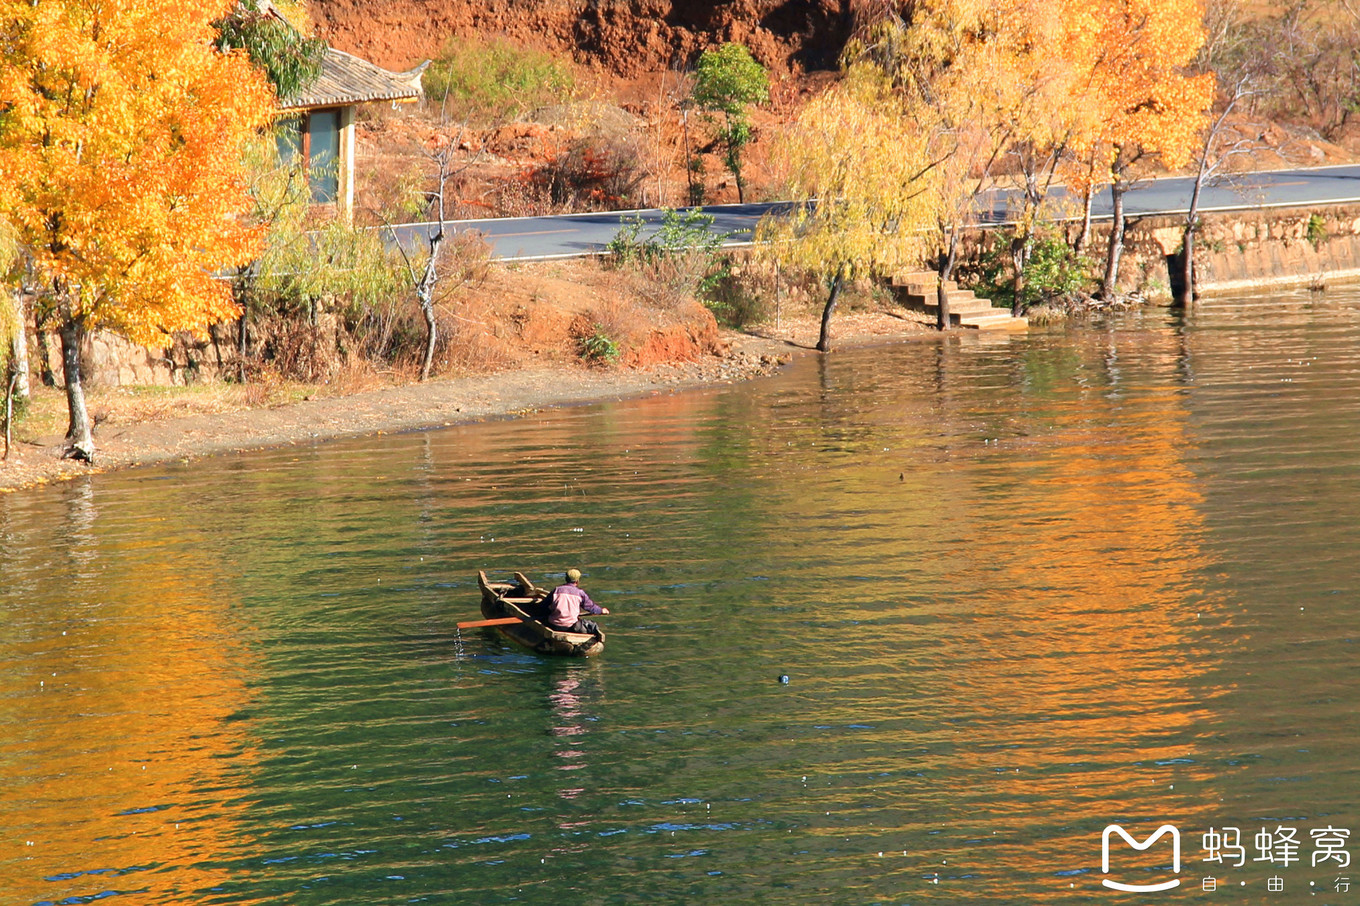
[9,386,68,440]
[576,293,640,347]
[11,378,328,442]
[309,359,407,398]
[94,381,313,424]
[0,254,729,448]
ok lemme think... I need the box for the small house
[276,48,427,222]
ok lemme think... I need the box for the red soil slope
[309,0,860,75]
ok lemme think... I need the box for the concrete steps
[892,271,1028,330]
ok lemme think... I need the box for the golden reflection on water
[0,480,258,904]
[969,388,1218,898]
[733,326,1229,898]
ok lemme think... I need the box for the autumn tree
[844,0,1075,323]
[692,43,769,204]
[1066,0,1215,298]
[0,0,274,460]
[756,68,938,351]
[995,0,1096,313]
[0,221,24,405]
[1174,0,1266,306]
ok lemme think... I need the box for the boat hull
[477,571,605,657]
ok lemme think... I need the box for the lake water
[4,289,1360,904]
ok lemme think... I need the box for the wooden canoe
[476,571,605,658]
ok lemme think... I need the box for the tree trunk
[682,108,696,206]
[59,318,94,461]
[9,289,29,401]
[936,230,958,331]
[1175,165,1207,308]
[724,116,745,204]
[417,227,443,382]
[419,291,437,381]
[236,311,249,381]
[36,327,55,387]
[817,269,844,353]
[1175,230,1196,308]
[400,152,451,382]
[1100,185,1127,299]
[1012,167,1044,313]
[1010,232,1033,317]
[3,370,15,461]
[233,268,252,382]
[1074,186,1094,255]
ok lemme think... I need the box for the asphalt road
[382,163,1360,262]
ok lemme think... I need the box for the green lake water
[4,289,1360,904]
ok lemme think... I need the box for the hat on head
[566,568,582,583]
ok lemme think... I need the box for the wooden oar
[457,616,525,629]
[457,613,612,630]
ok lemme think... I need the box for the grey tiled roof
[281,48,426,110]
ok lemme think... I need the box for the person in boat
[546,568,608,636]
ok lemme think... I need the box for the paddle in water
[457,616,525,629]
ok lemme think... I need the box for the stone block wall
[26,311,354,389]
[29,319,244,389]
[963,204,1360,302]
[1121,204,1360,297]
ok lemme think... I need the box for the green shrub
[232,146,424,379]
[423,37,574,124]
[702,263,768,327]
[970,231,1095,311]
[606,208,734,313]
[692,43,768,203]
[579,327,620,364]
[607,208,725,267]
[1307,212,1328,248]
[1024,235,1093,300]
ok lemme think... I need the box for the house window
[274,109,341,204]
[307,109,340,203]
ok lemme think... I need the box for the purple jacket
[547,583,602,628]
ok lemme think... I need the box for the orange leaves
[0,0,274,345]
[863,0,1216,188]
[1060,0,1216,178]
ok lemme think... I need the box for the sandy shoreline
[0,308,950,493]
[1,316,939,493]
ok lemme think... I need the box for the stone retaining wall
[30,320,243,388]
[1120,203,1360,298]
[29,311,347,389]
[962,203,1360,303]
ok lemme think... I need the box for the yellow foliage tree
[1,219,22,458]
[845,0,1078,322]
[756,68,940,351]
[1063,0,1215,297]
[990,0,1097,312]
[0,0,274,459]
